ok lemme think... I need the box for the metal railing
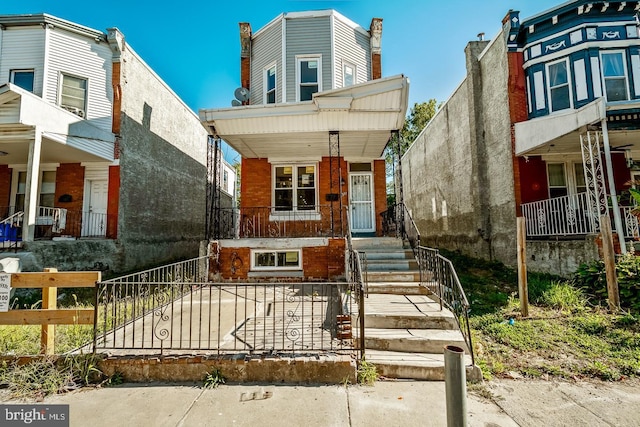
[522,192,639,239]
[212,205,346,239]
[381,203,420,253]
[381,202,475,365]
[94,256,354,355]
[345,206,366,359]
[1,206,110,239]
[417,246,475,365]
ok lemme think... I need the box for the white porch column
[23,129,43,242]
[601,119,627,254]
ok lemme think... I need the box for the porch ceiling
[0,83,115,165]
[515,98,640,156]
[199,75,410,160]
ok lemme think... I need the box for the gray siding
[333,17,370,86]
[250,20,282,105]
[285,17,332,102]
[0,27,46,96]
[45,28,113,132]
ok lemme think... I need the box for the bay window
[601,51,629,102]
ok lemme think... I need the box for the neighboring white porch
[0,83,115,241]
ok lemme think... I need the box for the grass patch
[445,251,640,381]
[357,359,378,385]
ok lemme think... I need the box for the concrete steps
[354,237,472,381]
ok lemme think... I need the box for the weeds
[202,368,226,389]
[357,359,377,385]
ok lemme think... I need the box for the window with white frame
[297,56,321,101]
[547,163,568,198]
[343,61,356,87]
[601,51,629,102]
[574,163,587,194]
[59,73,87,117]
[273,164,316,211]
[546,59,572,112]
[251,249,301,270]
[14,170,56,211]
[10,69,34,92]
[264,64,276,104]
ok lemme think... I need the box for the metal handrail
[344,205,366,359]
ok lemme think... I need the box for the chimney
[370,18,382,80]
[239,22,252,102]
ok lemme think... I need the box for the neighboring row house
[402,0,640,275]
[0,14,214,274]
[200,10,408,280]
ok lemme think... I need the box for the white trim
[330,14,335,90]
[546,57,573,112]
[9,69,35,92]
[526,76,533,113]
[600,49,630,102]
[296,55,322,102]
[252,13,284,39]
[591,56,603,97]
[271,161,318,213]
[574,58,588,101]
[534,71,546,110]
[524,39,637,69]
[250,248,302,271]
[631,55,640,97]
[263,62,277,104]
[281,18,287,102]
[342,60,357,88]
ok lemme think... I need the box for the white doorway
[349,173,375,233]
[83,180,108,237]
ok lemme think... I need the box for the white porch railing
[522,193,639,239]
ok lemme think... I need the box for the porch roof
[0,83,115,164]
[514,97,640,156]
[199,75,410,160]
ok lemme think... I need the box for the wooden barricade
[0,269,100,355]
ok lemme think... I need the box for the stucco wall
[116,46,208,271]
[402,35,518,266]
[527,236,600,277]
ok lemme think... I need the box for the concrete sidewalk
[3,378,640,426]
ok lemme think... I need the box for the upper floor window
[297,56,321,101]
[601,51,629,102]
[547,59,572,112]
[59,73,87,118]
[343,62,356,87]
[264,64,276,104]
[274,164,316,211]
[10,70,34,92]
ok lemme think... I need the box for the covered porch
[0,84,116,243]
[515,98,640,247]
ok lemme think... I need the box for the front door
[349,173,375,233]
[83,180,108,237]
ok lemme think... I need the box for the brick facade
[373,159,386,236]
[53,163,85,236]
[506,50,528,217]
[0,165,11,214]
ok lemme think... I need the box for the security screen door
[349,173,374,232]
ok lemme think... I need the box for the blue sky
[3,0,562,161]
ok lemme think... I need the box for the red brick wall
[112,62,122,136]
[372,53,381,80]
[241,158,271,208]
[216,242,345,281]
[54,163,84,236]
[518,156,549,203]
[374,160,387,236]
[0,165,11,214]
[107,165,120,239]
[506,51,528,216]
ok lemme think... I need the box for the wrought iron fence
[210,205,346,239]
[381,203,420,252]
[345,206,366,358]
[417,246,475,365]
[522,193,639,239]
[94,256,354,355]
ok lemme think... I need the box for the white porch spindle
[600,120,627,254]
[580,131,607,232]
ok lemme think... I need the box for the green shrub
[539,281,588,312]
[574,254,640,312]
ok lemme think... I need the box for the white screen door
[350,173,375,233]
[83,180,108,237]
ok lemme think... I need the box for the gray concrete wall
[402,34,518,266]
[117,46,208,271]
[527,236,600,277]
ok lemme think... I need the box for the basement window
[251,249,301,270]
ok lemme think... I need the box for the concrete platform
[362,328,468,354]
[364,294,457,330]
[364,350,474,381]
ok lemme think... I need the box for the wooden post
[41,267,58,355]
[516,217,529,317]
[600,215,620,312]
